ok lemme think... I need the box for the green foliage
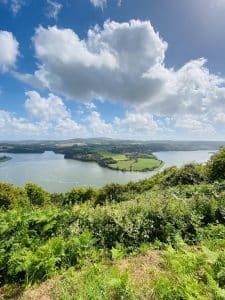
[8,237,65,285]
[161,163,207,187]
[95,183,127,205]
[151,245,225,300]
[56,264,136,300]
[0,183,28,209]
[111,243,127,260]
[2,147,225,296]
[50,193,65,206]
[65,187,97,205]
[206,147,225,181]
[25,183,50,206]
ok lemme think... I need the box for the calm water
[0,150,215,192]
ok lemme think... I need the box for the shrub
[95,184,126,205]
[161,164,207,187]
[206,147,225,181]
[50,193,65,206]
[65,187,97,205]
[0,183,28,209]
[151,246,225,300]
[25,183,50,206]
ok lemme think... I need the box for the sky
[0,0,225,140]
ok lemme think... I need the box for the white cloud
[1,0,25,15]
[0,30,19,72]
[24,20,167,105]
[84,102,96,110]
[87,111,113,135]
[23,91,86,139]
[46,0,62,20]
[1,89,225,140]
[90,0,106,9]
[214,112,225,125]
[14,19,225,138]
[114,111,158,138]
[25,91,70,121]
[0,110,40,139]
[11,0,24,15]
[175,115,215,134]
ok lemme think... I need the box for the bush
[65,187,97,205]
[25,183,50,206]
[206,147,225,181]
[95,184,126,205]
[152,246,225,300]
[0,183,28,209]
[161,164,207,187]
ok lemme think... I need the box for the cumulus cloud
[46,0,62,20]
[25,91,70,121]
[0,110,39,139]
[114,111,159,138]
[1,89,225,140]
[175,115,215,134]
[0,90,161,140]
[21,91,86,139]
[14,19,225,138]
[90,0,106,9]
[0,30,19,72]
[87,111,113,136]
[24,20,167,105]
[214,112,225,125]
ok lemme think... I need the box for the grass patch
[55,264,136,300]
[109,159,134,171]
[101,152,127,161]
[132,158,162,171]
[109,157,162,172]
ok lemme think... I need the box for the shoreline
[65,156,164,173]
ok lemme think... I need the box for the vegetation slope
[1,148,225,299]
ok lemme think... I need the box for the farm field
[132,158,163,171]
[109,156,163,171]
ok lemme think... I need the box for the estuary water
[0,150,215,192]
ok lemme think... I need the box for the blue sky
[0,0,225,140]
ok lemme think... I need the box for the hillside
[1,148,225,299]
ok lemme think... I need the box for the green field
[99,150,163,172]
[109,157,163,171]
[132,158,163,171]
[109,159,134,171]
[100,152,127,161]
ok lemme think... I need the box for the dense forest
[1,148,225,299]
